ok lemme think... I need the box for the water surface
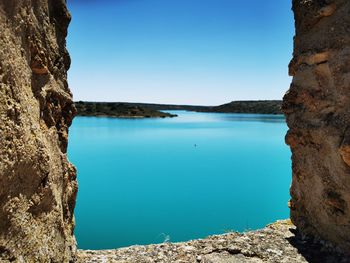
[68,111,291,249]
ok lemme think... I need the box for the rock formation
[0,0,77,262]
[77,221,346,263]
[283,0,350,254]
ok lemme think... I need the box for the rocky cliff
[283,0,350,254]
[0,0,77,262]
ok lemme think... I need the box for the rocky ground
[77,220,348,263]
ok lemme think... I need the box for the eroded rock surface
[0,0,77,262]
[77,221,347,263]
[283,0,350,254]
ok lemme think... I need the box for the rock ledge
[77,220,347,263]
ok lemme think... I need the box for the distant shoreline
[75,102,178,118]
[75,100,283,118]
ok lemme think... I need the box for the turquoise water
[68,111,291,250]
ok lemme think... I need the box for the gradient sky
[67,0,294,105]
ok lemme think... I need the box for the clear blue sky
[67,0,294,105]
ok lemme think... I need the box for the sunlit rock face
[284,0,350,254]
[0,0,77,261]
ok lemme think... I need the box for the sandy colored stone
[283,0,350,255]
[0,0,77,262]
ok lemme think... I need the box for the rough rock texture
[283,0,350,255]
[77,221,347,263]
[0,0,77,262]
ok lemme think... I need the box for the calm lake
[68,111,291,250]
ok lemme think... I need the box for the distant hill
[75,100,283,118]
[75,101,177,118]
[122,100,283,114]
[119,102,210,112]
[204,100,283,114]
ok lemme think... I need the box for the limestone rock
[77,220,347,263]
[283,0,350,255]
[0,0,77,262]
